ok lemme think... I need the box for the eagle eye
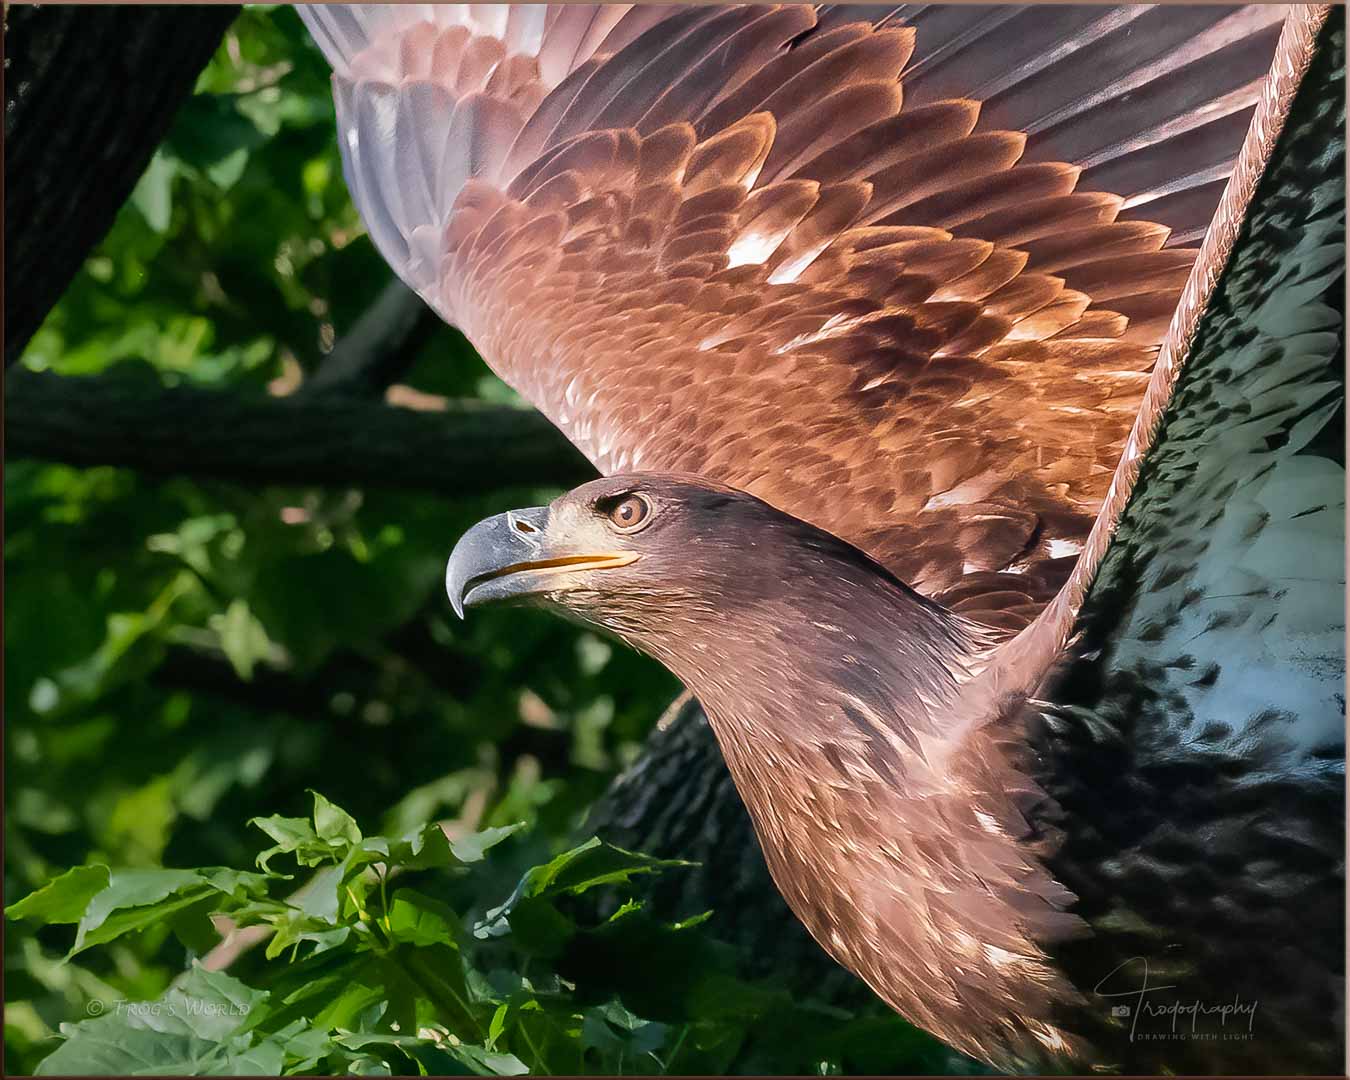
[605,493,652,533]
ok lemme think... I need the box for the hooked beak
[445,506,639,618]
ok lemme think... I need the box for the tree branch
[4,6,240,365]
[5,368,596,495]
[301,280,441,398]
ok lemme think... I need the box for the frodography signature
[1094,957,1258,1042]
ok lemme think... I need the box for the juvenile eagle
[301,6,1344,1071]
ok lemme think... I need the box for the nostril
[513,519,538,534]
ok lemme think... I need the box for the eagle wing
[1010,21,1344,1069]
[300,3,1297,632]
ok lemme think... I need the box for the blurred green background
[5,9,687,1071]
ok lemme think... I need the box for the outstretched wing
[300,4,1293,631]
[1018,20,1344,1070]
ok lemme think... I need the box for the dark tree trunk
[4,4,240,365]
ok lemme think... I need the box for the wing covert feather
[301,4,1299,632]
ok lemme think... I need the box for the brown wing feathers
[302,4,1292,633]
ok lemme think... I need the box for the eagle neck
[645,562,994,794]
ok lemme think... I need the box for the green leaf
[310,790,362,848]
[165,93,267,191]
[198,867,272,901]
[374,823,451,872]
[250,815,315,849]
[34,966,273,1075]
[387,945,480,1039]
[300,863,346,927]
[485,897,576,957]
[580,1001,670,1073]
[473,839,690,954]
[72,869,213,956]
[212,599,273,680]
[130,151,176,233]
[205,148,250,191]
[72,889,215,958]
[262,873,350,962]
[372,820,520,876]
[386,889,460,948]
[169,893,231,956]
[307,965,388,1032]
[477,838,691,943]
[7,865,111,924]
[520,838,691,900]
[448,824,521,864]
[164,965,270,1040]
[277,1023,333,1072]
[10,862,272,961]
[249,814,328,871]
[487,1003,510,1049]
[37,1023,230,1076]
[442,1042,530,1076]
[335,1032,524,1077]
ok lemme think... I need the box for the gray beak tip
[446,505,551,619]
[445,558,467,620]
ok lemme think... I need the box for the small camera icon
[1110,1004,1131,1018]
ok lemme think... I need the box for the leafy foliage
[5,9,959,1076]
[11,794,946,1076]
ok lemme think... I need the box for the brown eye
[607,494,651,532]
